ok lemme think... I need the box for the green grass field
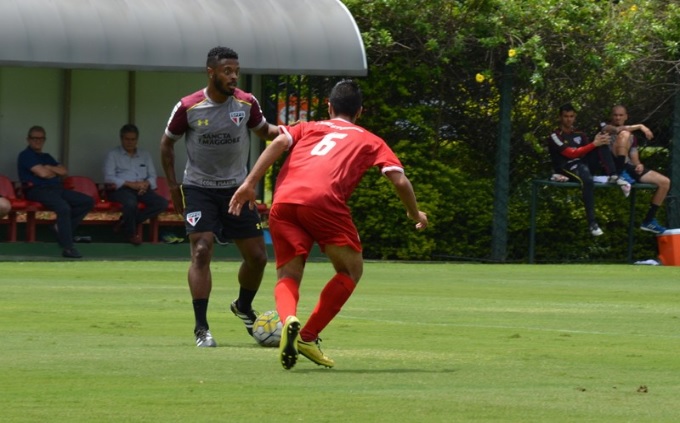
[1,261,679,422]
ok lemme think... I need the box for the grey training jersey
[164,87,267,188]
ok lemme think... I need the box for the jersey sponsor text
[198,133,241,145]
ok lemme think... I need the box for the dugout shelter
[0,0,367,182]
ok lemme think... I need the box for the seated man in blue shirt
[104,124,168,245]
[17,125,94,258]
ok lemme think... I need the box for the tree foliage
[336,0,680,261]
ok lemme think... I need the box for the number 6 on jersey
[310,133,346,156]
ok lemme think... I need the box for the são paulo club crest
[230,111,246,126]
[186,211,201,226]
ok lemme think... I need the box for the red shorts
[269,203,362,268]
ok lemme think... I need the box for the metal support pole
[529,180,538,264]
[491,64,513,262]
[627,189,637,263]
[668,86,680,228]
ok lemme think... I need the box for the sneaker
[608,175,631,197]
[298,337,335,368]
[620,170,635,184]
[640,219,667,234]
[127,234,143,246]
[62,247,83,258]
[280,316,301,370]
[614,177,631,197]
[161,233,184,244]
[195,328,217,347]
[589,223,603,237]
[230,300,259,336]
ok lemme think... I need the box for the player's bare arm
[621,124,654,140]
[253,123,280,141]
[608,123,654,140]
[628,149,645,174]
[160,134,184,215]
[385,170,428,230]
[228,133,289,215]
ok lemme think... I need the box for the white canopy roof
[0,0,367,75]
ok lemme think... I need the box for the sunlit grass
[1,262,679,422]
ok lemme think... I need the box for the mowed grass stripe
[1,262,679,422]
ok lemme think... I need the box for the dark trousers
[560,161,596,225]
[26,185,94,249]
[108,187,168,236]
[583,144,617,177]
[558,146,616,226]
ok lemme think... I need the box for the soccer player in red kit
[229,80,428,369]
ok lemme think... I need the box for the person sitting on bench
[602,105,669,234]
[547,103,629,236]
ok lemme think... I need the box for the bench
[2,174,271,243]
[20,176,146,243]
[528,179,657,263]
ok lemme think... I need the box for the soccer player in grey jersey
[160,46,280,347]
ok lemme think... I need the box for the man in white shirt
[104,124,168,245]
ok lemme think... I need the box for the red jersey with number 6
[274,118,404,214]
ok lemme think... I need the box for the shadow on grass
[292,368,458,374]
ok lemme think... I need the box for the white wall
[134,71,205,180]
[69,69,128,179]
[0,67,205,183]
[0,68,65,179]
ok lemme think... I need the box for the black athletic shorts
[623,163,651,183]
[181,185,263,240]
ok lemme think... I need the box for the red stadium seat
[149,176,179,243]
[0,174,43,241]
[65,176,147,240]
[155,176,176,212]
[63,176,119,211]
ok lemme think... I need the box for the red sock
[300,273,356,342]
[275,277,300,324]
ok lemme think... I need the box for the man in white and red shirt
[160,46,280,348]
[229,80,428,370]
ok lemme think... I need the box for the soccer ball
[252,310,282,347]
